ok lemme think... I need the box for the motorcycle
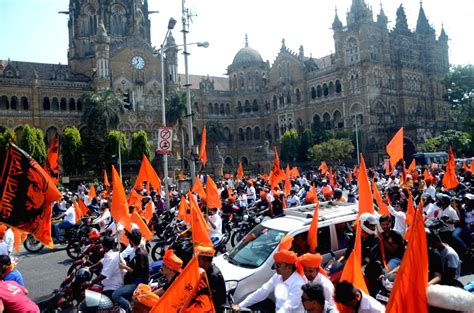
[230,209,264,247]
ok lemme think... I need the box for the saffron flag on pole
[191,176,207,201]
[78,199,89,217]
[199,126,207,167]
[305,184,318,204]
[407,159,416,173]
[236,162,244,179]
[386,201,428,313]
[188,191,212,247]
[88,184,97,201]
[269,147,285,190]
[151,256,201,313]
[355,154,374,222]
[205,175,222,209]
[74,200,85,223]
[134,155,161,193]
[177,195,191,224]
[104,169,110,188]
[404,192,416,240]
[142,200,154,223]
[442,147,459,190]
[372,180,391,216]
[110,165,132,231]
[131,210,153,240]
[308,200,320,253]
[318,161,328,176]
[470,159,474,173]
[44,136,60,184]
[290,166,300,178]
[339,225,369,294]
[284,165,292,197]
[0,143,61,248]
[386,127,404,166]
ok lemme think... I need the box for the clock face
[131,55,145,70]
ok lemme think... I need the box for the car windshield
[227,224,287,269]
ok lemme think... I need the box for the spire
[245,34,248,47]
[394,4,410,33]
[332,7,343,30]
[377,1,388,27]
[281,38,286,49]
[416,1,431,33]
[347,0,373,26]
[439,23,448,42]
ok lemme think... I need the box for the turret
[346,0,373,27]
[416,2,435,39]
[332,8,343,31]
[393,4,410,35]
[376,4,388,28]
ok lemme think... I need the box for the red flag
[44,136,59,184]
[442,147,459,190]
[386,201,428,313]
[339,226,369,294]
[318,161,328,175]
[355,154,374,222]
[236,162,244,179]
[88,184,97,201]
[110,165,132,231]
[407,159,416,173]
[205,175,222,209]
[0,143,61,248]
[372,180,391,216]
[104,169,110,187]
[308,201,320,253]
[199,127,207,167]
[386,127,404,166]
[192,176,207,201]
[134,155,161,193]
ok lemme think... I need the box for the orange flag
[463,162,469,172]
[279,235,294,251]
[74,200,85,223]
[308,201,320,253]
[12,228,27,253]
[386,201,428,313]
[318,161,328,175]
[470,159,474,173]
[88,184,97,201]
[423,169,431,181]
[355,154,374,222]
[188,191,212,247]
[199,127,207,167]
[142,200,154,223]
[306,184,318,203]
[284,166,292,197]
[442,147,459,190]
[79,199,89,217]
[404,193,416,240]
[104,169,110,188]
[128,188,143,209]
[340,225,369,294]
[131,210,153,240]
[134,155,162,193]
[269,147,285,190]
[407,159,416,173]
[347,171,353,183]
[178,195,191,224]
[44,136,59,184]
[111,165,132,231]
[384,159,392,175]
[386,127,404,166]
[151,256,201,313]
[372,180,391,216]
[329,167,338,188]
[236,162,244,179]
[0,143,61,248]
[205,175,222,209]
[290,166,300,178]
[191,177,206,201]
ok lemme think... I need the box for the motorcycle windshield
[227,224,286,269]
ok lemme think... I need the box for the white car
[214,201,358,303]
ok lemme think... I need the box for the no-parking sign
[157,127,173,155]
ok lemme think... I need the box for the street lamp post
[160,17,177,210]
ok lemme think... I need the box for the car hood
[213,253,256,282]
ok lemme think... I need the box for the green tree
[298,128,313,161]
[105,130,128,168]
[62,126,83,175]
[130,130,150,161]
[0,128,16,162]
[207,120,225,143]
[443,65,474,127]
[19,124,46,164]
[280,129,299,163]
[81,88,125,173]
[420,129,472,156]
[307,138,354,164]
[311,119,332,144]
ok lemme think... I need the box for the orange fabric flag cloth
[307,201,320,253]
[355,154,374,222]
[386,201,428,313]
[386,127,404,166]
[442,147,459,190]
[372,180,391,216]
[407,159,416,173]
[111,165,132,231]
[284,166,292,197]
[134,155,162,193]
[142,200,154,223]
[318,161,328,175]
[269,147,285,190]
[131,210,153,240]
[403,192,415,240]
[104,169,110,187]
[236,162,244,179]
[306,184,318,203]
[44,136,60,184]
[188,191,212,247]
[178,195,191,224]
[79,199,89,217]
[192,177,206,201]
[88,184,96,201]
[74,200,85,223]
[470,159,474,173]
[290,166,300,178]
[151,256,201,313]
[199,127,207,167]
[205,175,222,209]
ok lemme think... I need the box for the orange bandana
[163,249,183,273]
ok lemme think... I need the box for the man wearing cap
[299,253,334,305]
[196,246,226,313]
[154,249,183,296]
[232,250,305,313]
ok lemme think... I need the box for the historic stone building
[0,0,451,175]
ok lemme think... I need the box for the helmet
[436,193,451,205]
[75,267,92,284]
[78,290,114,312]
[334,189,343,199]
[88,229,101,240]
[359,213,378,235]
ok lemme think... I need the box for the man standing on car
[232,249,305,313]
[299,253,334,305]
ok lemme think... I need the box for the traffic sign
[157,127,173,155]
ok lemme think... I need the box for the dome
[231,46,263,68]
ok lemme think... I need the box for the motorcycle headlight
[225,280,238,292]
[243,215,249,221]
[255,218,261,224]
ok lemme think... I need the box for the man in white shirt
[287,189,301,208]
[3,228,14,255]
[233,250,305,313]
[53,200,76,241]
[334,281,385,313]
[206,208,223,244]
[436,194,460,235]
[246,181,256,205]
[387,201,406,236]
[299,253,334,305]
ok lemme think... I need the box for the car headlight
[225,280,239,291]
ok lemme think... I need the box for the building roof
[178,73,229,91]
[0,60,90,82]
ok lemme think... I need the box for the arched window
[252,99,258,112]
[279,94,284,106]
[10,96,18,110]
[52,97,59,111]
[254,127,260,140]
[274,123,280,140]
[110,4,127,36]
[296,88,301,103]
[286,91,291,104]
[239,128,244,141]
[0,96,9,110]
[223,127,231,141]
[350,103,364,126]
[311,87,316,99]
[245,127,252,141]
[244,100,251,113]
[237,101,243,113]
[272,95,278,110]
[328,82,334,95]
[345,37,359,64]
[241,156,249,166]
[60,97,67,111]
[317,86,322,98]
[194,102,200,113]
[43,97,51,111]
[335,80,342,93]
[208,103,213,114]
[21,96,29,111]
[225,157,233,167]
[333,110,343,128]
[214,103,219,115]
[220,103,225,115]
[323,112,331,129]
[77,99,83,111]
[225,103,230,115]
[69,98,76,111]
[323,84,329,97]
[82,4,98,36]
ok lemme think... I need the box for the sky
[0,0,473,77]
